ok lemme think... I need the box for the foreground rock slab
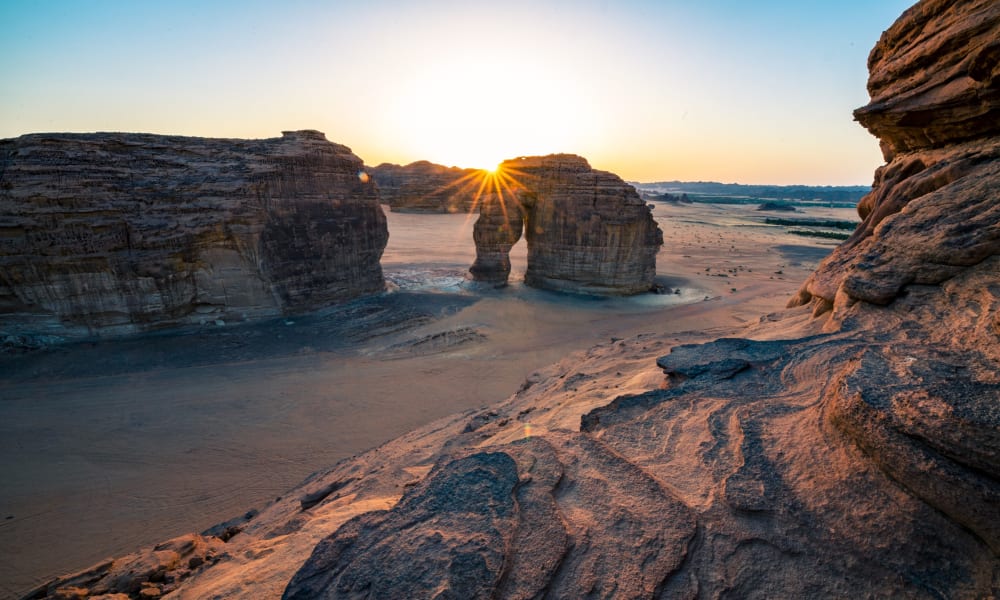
[284,433,695,600]
[0,130,388,344]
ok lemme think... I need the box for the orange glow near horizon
[0,1,913,186]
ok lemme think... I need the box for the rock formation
[469,154,663,295]
[24,1,1000,598]
[791,0,1000,312]
[0,130,388,343]
[369,161,481,213]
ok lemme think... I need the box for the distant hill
[632,181,869,207]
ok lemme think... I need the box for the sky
[1,0,915,185]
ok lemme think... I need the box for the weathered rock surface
[370,161,481,213]
[470,154,663,295]
[0,130,388,342]
[855,0,1000,156]
[24,533,227,599]
[148,281,993,599]
[792,0,1000,310]
[284,434,695,600]
[283,452,521,599]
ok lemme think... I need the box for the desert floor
[0,202,854,598]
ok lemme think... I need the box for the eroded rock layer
[470,154,663,295]
[0,130,388,342]
[370,161,481,213]
[792,0,1000,311]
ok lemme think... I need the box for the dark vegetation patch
[787,229,852,241]
[765,218,857,230]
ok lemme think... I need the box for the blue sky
[1,0,915,184]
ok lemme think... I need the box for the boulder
[284,435,695,600]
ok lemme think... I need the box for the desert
[0,196,852,597]
[2,0,999,598]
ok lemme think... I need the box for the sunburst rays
[471,163,531,235]
[406,161,532,244]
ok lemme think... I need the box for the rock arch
[469,154,662,295]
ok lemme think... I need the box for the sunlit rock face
[370,161,481,213]
[0,130,388,342]
[469,154,662,295]
[792,0,1000,311]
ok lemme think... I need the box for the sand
[0,202,854,598]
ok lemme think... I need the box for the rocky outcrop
[469,154,662,295]
[23,533,228,599]
[370,161,481,213]
[791,0,1000,312]
[58,284,992,599]
[0,130,388,342]
[370,155,662,294]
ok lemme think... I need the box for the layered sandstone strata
[370,161,480,213]
[469,154,663,295]
[792,0,1000,312]
[0,130,388,342]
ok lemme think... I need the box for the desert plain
[0,199,853,598]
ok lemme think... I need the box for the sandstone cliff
[370,161,480,213]
[0,130,388,343]
[24,1,1000,598]
[469,154,663,295]
[791,0,1000,313]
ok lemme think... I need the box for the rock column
[468,189,524,285]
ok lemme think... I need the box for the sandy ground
[0,202,854,598]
